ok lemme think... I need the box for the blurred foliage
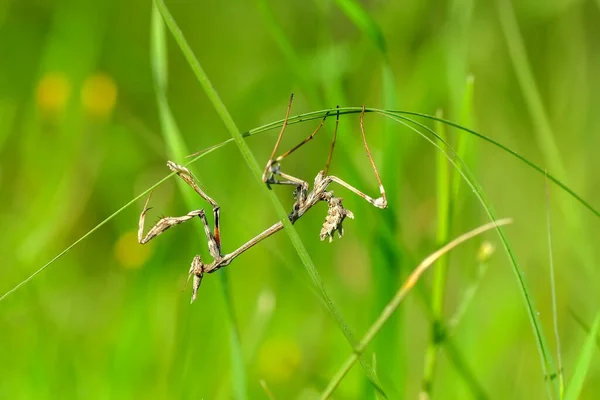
[1,0,599,398]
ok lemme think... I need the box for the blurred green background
[1,0,600,398]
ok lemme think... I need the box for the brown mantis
[138,95,388,303]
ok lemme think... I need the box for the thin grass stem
[150,5,248,398]
[496,0,594,275]
[153,0,385,395]
[545,172,564,398]
[564,313,600,400]
[421,110,451,397]
[321,219,512,399]
[384,112,558,398]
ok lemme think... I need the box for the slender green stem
[545,173,564,398]
[3,106,598,310]
[153,0,385,395]
[385,112,559,398]
[422,110,451,396]
[564,313,600,400]
[496,0,594,276]
[0,172,174,303]
[321,219,512,399]
[447,245,493,331]
[150,5,248,398]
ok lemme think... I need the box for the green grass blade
[153,1,385,395]
[496,0,564,175]
[371,64,403,396]
[423,76,477,396]
[382,111,558,398]
[333,2,402,393]
[451,75,476,201]
[422,110,451,395]
[447,241,494,331]
[334,0,386,53]
[564,313,600,400]
[256,0,320,104]
[0,134,228,304]
[545,173,564,398]
[321,219,511,399]
[570,309,600,348]
[240,106,599,221]
[5,106,598,306]
[150,5,248,399]
[0,172,174,303]
[496,0,594,274]
[390,110,600,220]
[239,105,600,224]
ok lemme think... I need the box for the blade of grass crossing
[564,313,600,400]
[390,109,600,219]
[153,1,386,395]
[0,135,229,304]
[150,5,247,399]
[240,107,600,222]
[570,309,600,350]
[4,106,600,306]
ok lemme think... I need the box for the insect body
[138,96,387,303]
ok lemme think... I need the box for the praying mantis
[138,95,388,303]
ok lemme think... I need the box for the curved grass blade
[0,96,593,397]
[237,107,600,221]
[152,0,386,395]
[321,219,513,399]
[0,102,593,397]
[383,110,600,220]
[496,0,594,273]
[4,107,598,308]
[564,313,600,400]
[381,112,558,398]
[150,6,247,398]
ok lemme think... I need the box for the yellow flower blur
[36,72,71,115]
[81,72,118,119]
[114,231,151,269]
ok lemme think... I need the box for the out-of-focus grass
[386,111,559,397]
[323,218,513,399]
[150,4,248,398]
[422,109,451,395]
[545,172,564,398]
[423,74,476,397]
[564,313,600,400]
[333,1,404,395]
[1,0,600,398]
[496,0,596,278]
